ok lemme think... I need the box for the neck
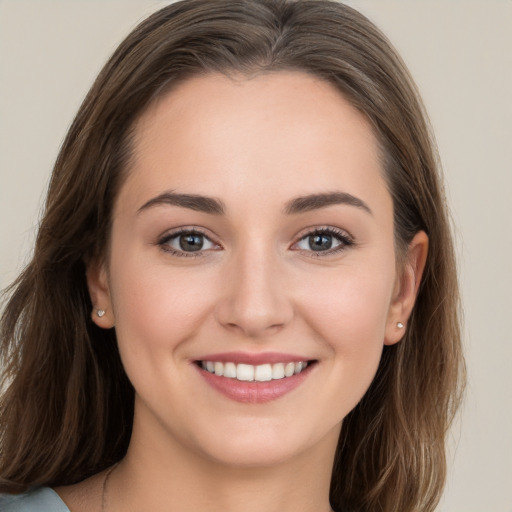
[107,406,339,512]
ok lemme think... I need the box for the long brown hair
[0,1,464,510]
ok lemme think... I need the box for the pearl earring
[397,322,404,329]
[97,309,106,318]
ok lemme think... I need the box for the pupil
[309,234,332,251]
[179,234,203,252]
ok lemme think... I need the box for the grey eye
[164,231,217,253]
[296,233,342,252]
[179,233,205,252]
[309,234,335,251]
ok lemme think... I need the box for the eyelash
[158,228,218,258]
[157,226,354,258]
[294,227,354,257]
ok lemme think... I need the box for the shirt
[0,488,70,511]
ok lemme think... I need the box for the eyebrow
[137,190,372,216]
[284,192,372,215]
[137,192,225,215]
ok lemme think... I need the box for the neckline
[45,487,71,511]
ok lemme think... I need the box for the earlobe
[384,231,429,345]
[86,261,115,328]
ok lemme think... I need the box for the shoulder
[0,488,70,512]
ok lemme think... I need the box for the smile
[194,355,316,404]
[200,361,308,382]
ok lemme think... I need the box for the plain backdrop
[0,1,511,510]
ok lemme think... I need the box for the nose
[214,244,294,338]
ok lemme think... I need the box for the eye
[293,227,353,255]
[158,229,219,256]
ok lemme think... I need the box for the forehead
[120,71,388,214]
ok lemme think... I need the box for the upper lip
[194,351,315,365]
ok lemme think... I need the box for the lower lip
[195,363,314,404]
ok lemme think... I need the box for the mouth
[193,355,317,403]
[197,360,311,382]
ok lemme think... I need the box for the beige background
[1,1,511,510]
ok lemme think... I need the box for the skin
[58,71,427,512]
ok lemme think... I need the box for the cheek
[296,272,393,420]
[296,253,395,390]
[108,249,218,361]
[301,264,394,341]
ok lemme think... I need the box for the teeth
[200,360,310,381]
[272,363,285,380]
[237,363,254,381]
[224,362,237,378]
[214,362,224,376]
[254,364,272,381]
[284,362,295,377]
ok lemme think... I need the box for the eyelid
[156,225,354,258]
[290,226,354,256]
[157,226,221,257]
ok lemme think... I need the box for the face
[89,71,425,469]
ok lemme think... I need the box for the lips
[194,352,316,403]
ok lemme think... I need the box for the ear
[384,231,428,345]
[86,260,115,328]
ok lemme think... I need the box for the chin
[198,436,308,469]
[185,417,339,470]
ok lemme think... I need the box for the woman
[0,1,464,511]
